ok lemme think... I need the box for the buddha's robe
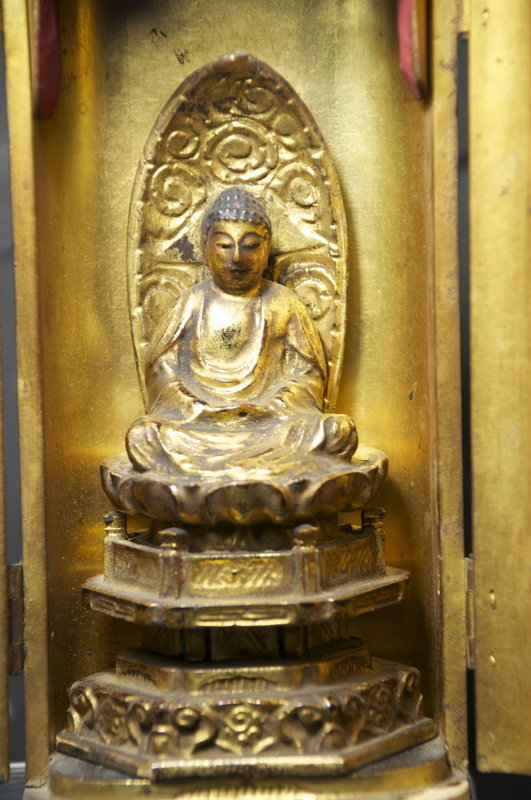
[126,278,357,477]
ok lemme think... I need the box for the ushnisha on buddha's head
[201,187,271,295]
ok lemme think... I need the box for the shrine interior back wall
[3,0,453,769]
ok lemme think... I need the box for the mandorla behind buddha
[126,187,358,480]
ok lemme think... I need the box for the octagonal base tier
[84,508,409,628]
[84,567,409,629]
[100,445,387,525]
[40,739,467,800]
[56,646,436,780]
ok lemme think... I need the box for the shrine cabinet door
[0,300,8,781]
[2,0,50,784]
[468,0,531,776]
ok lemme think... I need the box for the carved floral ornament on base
[52,53,437,788]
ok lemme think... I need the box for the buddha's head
[201,187,271,294]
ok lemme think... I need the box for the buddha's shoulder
[262,280,309,313]
[174,279,210,306]
[188,279,211,296]
[262,280,296,301]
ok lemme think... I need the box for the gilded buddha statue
[126,187,358,480]
[98,53,388,525]
[102,195,385,524]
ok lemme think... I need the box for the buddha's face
[205,220,270,295]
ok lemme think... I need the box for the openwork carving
[129,52,347,410]
[60,665,433,776]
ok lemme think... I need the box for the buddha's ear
[263,251,278,282]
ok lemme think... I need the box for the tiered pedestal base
[57,645,435,779]
[54,507,436,784]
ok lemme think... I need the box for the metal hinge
[465,556,475,669]
[8,563,23,675]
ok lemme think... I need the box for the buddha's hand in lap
[195,403,272,425]
[322,414,358,460]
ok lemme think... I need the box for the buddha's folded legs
[126,410,358,476]
[126,418,177,473]
[321,413,358,460]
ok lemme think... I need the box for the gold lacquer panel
[3,0,466,789]
[469,0,531,775]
